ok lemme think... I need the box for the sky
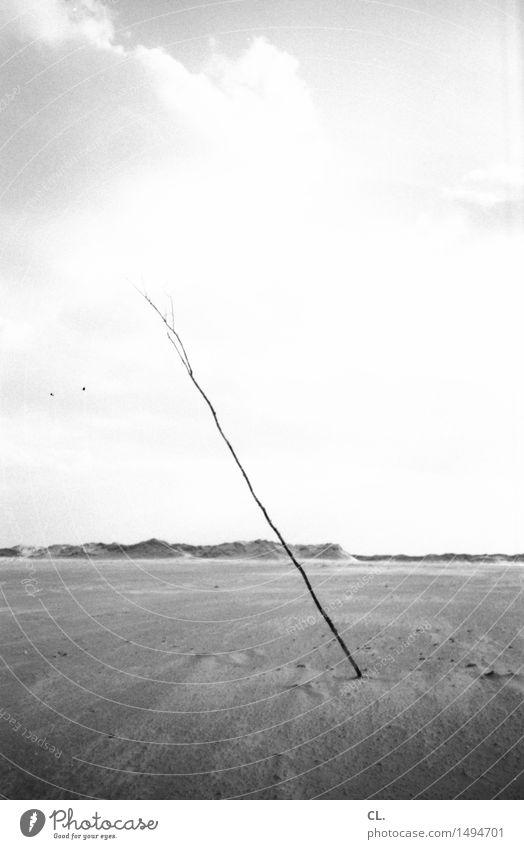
[1,0,523,553]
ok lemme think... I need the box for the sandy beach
[0,555,522,799]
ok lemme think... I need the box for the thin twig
[139,289,362,679]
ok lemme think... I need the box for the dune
[0,538,356,561]
[4,542,521,563]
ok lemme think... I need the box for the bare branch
[138,289,362,679]
[137,287,193,375]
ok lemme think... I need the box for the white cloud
[7,0,118,50]
[445,164,524,226]
[134,37,319,165]
[11,31,326,318]
[8,0,318,165]
[7,1,320,170]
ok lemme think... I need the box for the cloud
[1,17,325,304]
[0,8,327,433]
[7,0,317,163]
[445,165,524,229]
[6,1,320,168]
[134,37,319,164]
[7,0,118,50]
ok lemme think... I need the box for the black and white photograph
[0,0,523,823]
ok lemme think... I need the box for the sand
[0,556,522,799]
